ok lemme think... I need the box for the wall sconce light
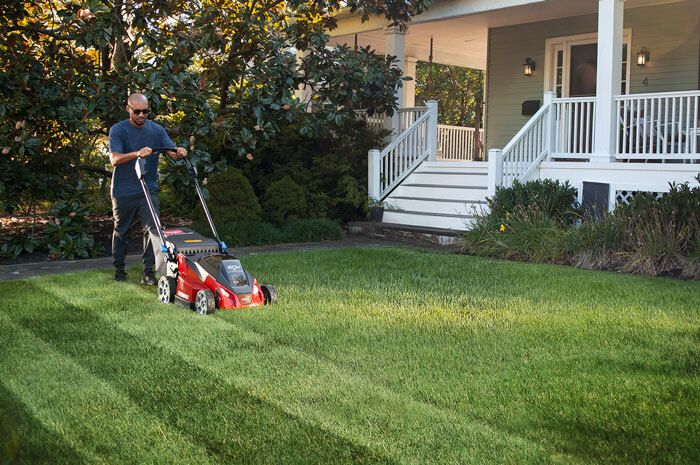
[636,47,649,67]
[523,58,535,76]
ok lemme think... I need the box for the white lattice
[615,190,664,206]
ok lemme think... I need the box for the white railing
[368,101,438,201]
[489,93,554,192]
[437,126,484,161]
[615,90,700,160]
[397,107,428,134]
[355,109,384,132]
[552,97,596,158]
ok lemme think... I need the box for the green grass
[1,247,699,464]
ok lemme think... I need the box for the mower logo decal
[177,291,189,299]
[164,230,184,235]
[226,264,242,272]
[184,240,202,243]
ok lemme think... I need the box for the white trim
[544,29,632,97]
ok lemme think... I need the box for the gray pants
[111,191,160,273]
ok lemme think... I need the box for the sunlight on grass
[1,247,699,464]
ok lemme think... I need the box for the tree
[0,0,434,214]
[414,61,483,127]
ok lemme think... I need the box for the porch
[333,0,700,231]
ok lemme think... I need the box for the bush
[487,179,581,225]
[281,219,344,243]
[262,176,307,224]
[463,177,700,279]
[192,218,343,247]
[42,197,104,260]
[194,168,262,224]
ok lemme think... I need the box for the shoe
[141,270,157,286]
[114,270,127,282]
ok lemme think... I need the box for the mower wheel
[195,289,216,315]
[261,285,277,305]
[157,276,176,304]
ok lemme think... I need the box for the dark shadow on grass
[0,383,90,465]
[1,281,397,465]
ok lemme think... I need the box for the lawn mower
[135,148,277,315]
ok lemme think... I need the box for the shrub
[0,223,40,259]
[193,168,262,224]
[192,218,343,247]
[464,178,700,279]
[42,197,104,260]
[487,179,581,225]
[262,176,307,224]
[281,219,344,243]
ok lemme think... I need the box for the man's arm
[165,147,188,161]
[110,147,153,166]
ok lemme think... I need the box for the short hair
[127,92,148,106]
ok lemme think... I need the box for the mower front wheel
[158,276,176,304]
[261,285,277,305]
[195,289,216,315]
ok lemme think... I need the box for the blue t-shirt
[109,119,175,198]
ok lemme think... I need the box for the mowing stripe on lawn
[1,279,396,465]
[30,272,587,465]
[0,310,217,465]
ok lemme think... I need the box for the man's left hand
[169,147,187,160]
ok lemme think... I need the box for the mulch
[0,213,192,266]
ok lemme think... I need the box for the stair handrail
[368,100,438,201]
[489,92,555,193]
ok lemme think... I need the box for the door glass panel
[569,44,597,97]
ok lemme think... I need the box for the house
[329,0,700,231]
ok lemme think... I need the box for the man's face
[127,101,150,127]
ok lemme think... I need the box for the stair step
[410,172,489,185]
[383,210,475,231]
[402,184,487,189]
[386,198,486,216]
[389,196,486,204]
[392,184,488,201]
[385,208,474,219]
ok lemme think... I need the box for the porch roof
[328,0,686,69]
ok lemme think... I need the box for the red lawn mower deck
[135,150,277,315]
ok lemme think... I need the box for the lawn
[1,247,699,465]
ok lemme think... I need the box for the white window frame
[544,30,632,98]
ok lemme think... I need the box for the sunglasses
[129,106,150,115]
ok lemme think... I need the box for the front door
[545,31,631,98]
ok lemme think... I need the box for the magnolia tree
[0,0,433,214]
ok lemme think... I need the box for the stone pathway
[0,237,442,282]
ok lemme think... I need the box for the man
[109,92,188,284]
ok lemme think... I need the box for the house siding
[485,1,700,150]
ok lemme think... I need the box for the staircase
[382,161,489,231]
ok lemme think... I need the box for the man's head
[126,93,149,127]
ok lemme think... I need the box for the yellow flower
[500,224,505,231]
[506,212,510,219]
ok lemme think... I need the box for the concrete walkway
[0,236,440,281]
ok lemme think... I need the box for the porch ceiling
[328,0,687,70]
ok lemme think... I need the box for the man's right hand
[137,147,152,158]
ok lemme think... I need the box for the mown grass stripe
[0,309,216,465]
[29,270,586,465]
[1,279,396,465]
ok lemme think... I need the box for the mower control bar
[147,148,227,254]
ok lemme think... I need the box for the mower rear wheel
[195,289,216,315]
[261,285,277,305]
[158,276,176,304]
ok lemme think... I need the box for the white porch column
[487,149,503,197]
[426,100,438,161]
[403,57,418,107]
[385,25,406,138]
[593,0,625,162]
[368,149,381,200]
